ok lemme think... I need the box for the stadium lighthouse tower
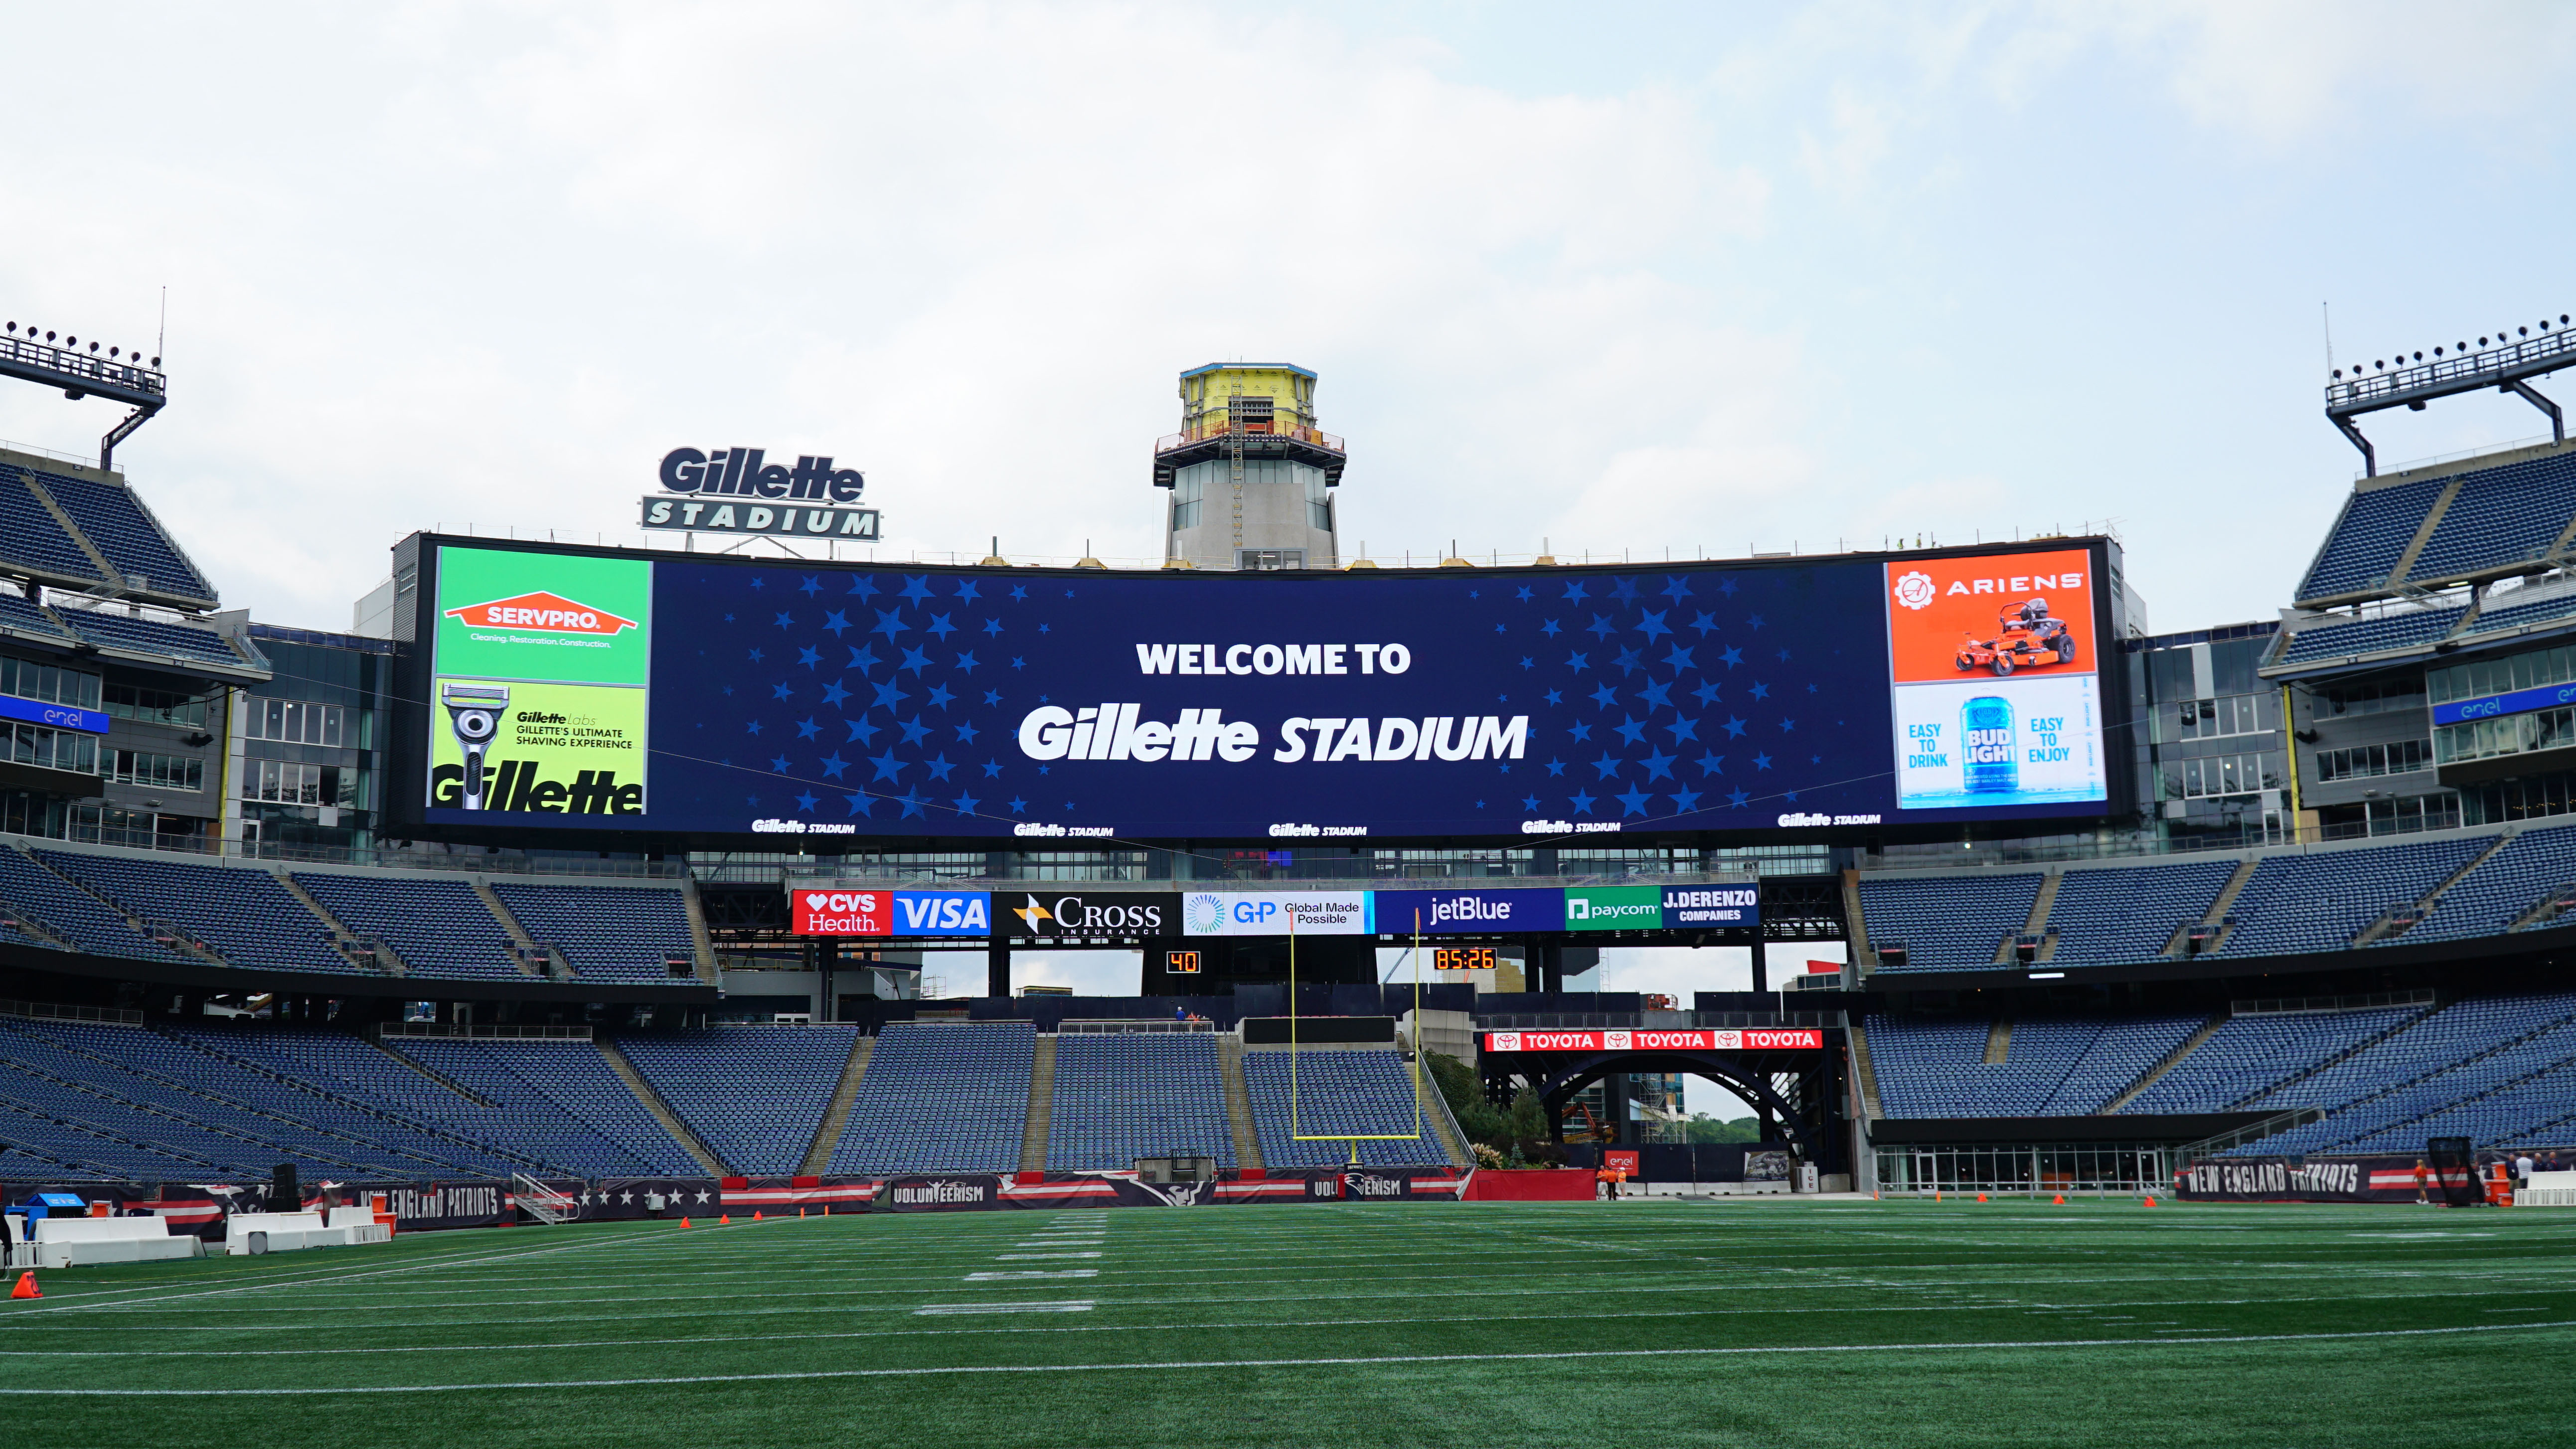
[1153,362,1345,570]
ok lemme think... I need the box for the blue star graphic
[897,790,928,819]
[1494,623,1507,634]
[980,617,1003,636]
[1779,717,1797,732]
[773,611,794,630]
[747,646,764,663]
[1545,758,1567,777]
[1776,647,1792,662]
[1692,680,1721,706]
[872,681,909,712]
[924,754,955,783]
[1612,646,1642,674]
[1011,656,1026,669]
[1592,751,1623,780]
[822,610,850,637]
[955,579,981,604]
[1520,656,1535,670]
[954,650,980,675]
[899,647,933,675]
[1670,787,1701,812]
[869,751,906,782]
[846,575,879,600]
[843,793,873,816]
[1008,585,1028,602]
[955,720,979,744]
[1727,788,1751,806]
[847,644,880,672]
[1696,752,1725,775]
[798,576,821,598]
[981,758,1003,778]
[1514,586,1534,602]
[982,689,1002,706]
[1639,748,1676,782]
[819,753,848,779]
[1690,611,1719,636]
[1543,689,1563,705]
[1614,786,1651,816]
[1747,612,1766,629]
[795,790,818,811]
[1566,650,1591,672]
[1751,682,1771,701]
[1541,618,1562,638]
[1637,680,1673,710]
[1589,683,1619,709]
[770,682,793,701]
[871,609,909,640]
[1587,613,1616,640]
[795,717,820,740]
[898,716,933,746]
[926,613,957,640]
[1568,722,1594,743]
[1636,609,1671,642]
[1568,789,1597,814]
[1663,644,1696,672]
[1661,576,1693,600]
[820,680,850,708]
[899,575,936,606]
[925,684,955,710]
[1719,578,1738,597]
[769,755,792,773]
[845,718,880,745]
[952,793,981,816]
[1720,645,1744,668]
[797,645,821,669]
[1723,716,1749,738]
[745,720,764,736]
[1609,577,1640,604]
[1561,581,1590,602]
[1521,794,1541,810]
[1666,716,1700,743]
[1008,797,1028,814]
[1613,715,1649,746]
[1752,752,1773,770]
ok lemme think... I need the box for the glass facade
[2125,625,2289,845]
[2426,641,2576,705]
[1876,1144,2175,1196]
[235,630,390,855]
[0,656,102,710]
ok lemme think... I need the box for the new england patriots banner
[2174,1156,2434,1204]
[869,1170,1469,1211]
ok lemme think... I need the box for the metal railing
[0,997,142,1026]
[2327,327,2576,411]
[375,1022,594,1041]
[1057,1019,1220,1034]
[2232,988,2436,1017]
[1155,421,1345,455]
[1854,815,2494,873]
[2175,1108,2324,1159]
[0,333,166,400]
[21,825,685,879]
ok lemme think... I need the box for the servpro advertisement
[429,547,653,815]
[1885,548,2106,811]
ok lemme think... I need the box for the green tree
[1685,1113,1763,1143]
[1425,1052,1510,1146]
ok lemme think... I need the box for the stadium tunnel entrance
[1478,1039,1853,1177]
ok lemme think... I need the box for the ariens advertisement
[412,541,2118,840]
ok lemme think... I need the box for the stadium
[5,22,2576,1436]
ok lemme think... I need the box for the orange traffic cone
[679,1217,691,1228]
[8,1272,37,1299]
[1976,1193,1987,1202]
[2142,1195,2156,1207]
[720,1214,731,1225]
[753,1211,763,1221]
[799,1207,806,1218]
[2052,1194,2066,1205]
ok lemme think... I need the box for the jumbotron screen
[396,536,2122,843]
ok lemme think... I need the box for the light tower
[1152,363,1345,569]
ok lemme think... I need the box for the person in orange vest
[1595,1164,1613,1201]
[2414,1158,2430,1206]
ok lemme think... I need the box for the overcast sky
[6,4,2572,1099]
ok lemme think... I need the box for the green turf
[5,1197,2573,1446]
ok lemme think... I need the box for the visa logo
[895,893,989,933]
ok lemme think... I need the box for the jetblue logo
[660,447,864,501]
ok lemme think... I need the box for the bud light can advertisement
[1884,550,2106,810]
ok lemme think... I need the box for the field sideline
[3,1197,2571,1446]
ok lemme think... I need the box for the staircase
[472,877,561,978]
[2102,1011,2229,1114]
[2167,859,2259,957]
[2355,834,2512,946]
[1018,1034,1057,1174]
[677,874,719,983]
[596,1037,726,1176]
[1421,1064,1473,1166]
[1983,1019,2013,1064]
[1217,1032,1263,1171]
[799,1033,872,1175]
[276,871,408,975]
[1848,1018,1885,1120]
[1840,869,1875,973]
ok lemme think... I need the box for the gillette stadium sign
[639,446,880,540]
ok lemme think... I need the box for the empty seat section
[385,1039,700,1175]
[48,608,250,670]
[169,1023,540,1175]
[2215,836,2494,958]
[2408,826,2576,942]
[40,849,355,973]
[295,872,524,979]
[1047,1034,1235,1171]
[1242,1050,1448,1167]
[492,883,693,982]
[0,465,109,583]
[2122,1006,2423,1114]
[2405,450,2576,581]
[0,848,183,963]
[618,1028,856,1175]
[31,469,215,601]
[1857,872,2041,972]
[2275,606,2467,666]
[2456,588,2576,641]
[2040,1014,2208,1113]
[2043,861,2235,965]
[0,590,73,641]
[2296,476,2445,602]
[828,1022,1035,1174]
[2244,996,2576,1155]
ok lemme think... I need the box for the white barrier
[2520,1169,2576,1206]
[222,1209,393,1255]
[31,1215,204,1269]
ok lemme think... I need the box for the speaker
[271,1163,300,1212]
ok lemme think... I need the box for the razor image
[441,682,511,810]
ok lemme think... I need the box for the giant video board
[402,537,2118,843]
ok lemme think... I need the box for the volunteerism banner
[428,546,653,816]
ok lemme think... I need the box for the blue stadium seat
[1242,1049,1447,1167]
[2043,861,2236,965]
[828,1022,1035,1174]
[0,465,109,584]
[2124,1005,2426,1114]
[1048,1033,1236,1170]
[0,847,186,964]
[48,608,253,671]
[2296,476,2445,601]
[492,883,694,982]
[2214,835,2494,958]
[619,1027,857,1176]
[0,590,73,642]
[294,871,526,979]
[2275,606,2467,666]
[2405,450,2576,582]
[2405,825,2576,943]
[382,1037,701,1176]
[30,468,215,602]
[1858,872,2041,971]
[39,849,359,974]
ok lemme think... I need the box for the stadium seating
[1047,1032,1236,1171]
[39,849,361,974]
[47,608,254,671]
[2232,994,2576,1155]
[0,590,73,642]
[2213,835,2494,958]
[1862,1014,2203,1118]
[618,1027,855,1176]
[2121,1005,2426,1114]
[29,468,216,602]
[382,1038,701,1176]
[2404,825,2576,943]
[1858,871,2041,972]
[0,847,187,964]
[2042,861,2236,966]
[0,465,109,584]
[294,872,526,979]
[2403,449,2576,583]
[2274,605,2467,666]
[491,883,694,982]
[828,1021,1036,1174]
[2295,476,2446,602]
[2455,587,2576,642]
[1242,1050,1448,1167]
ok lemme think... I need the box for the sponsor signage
[2431,680,2576,727]
[1481,1028,1824,1052]
[788,888,991,937]
[643,446,880,540]
[1563,885,1662,932]
[427,547,652,818]
[1001,891,1179,939]
[1180,890,1374,936]
[1660,885,1759,928]
[0,692,109,734]
[1886,548,2107,811]
[1373,888,1564,936]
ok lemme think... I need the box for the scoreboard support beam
[987,941,1010,999]
[1749,937,1768,994]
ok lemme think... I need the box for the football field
[4,1197,2572,1446]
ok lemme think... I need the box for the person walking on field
[2414,1158,2431,1205]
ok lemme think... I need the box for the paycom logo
[1563,885,1662,932]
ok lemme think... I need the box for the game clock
[1432,946,1498,971]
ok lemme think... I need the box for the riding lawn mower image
[1954,598,2076,676]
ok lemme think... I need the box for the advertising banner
[1374,888,1564,936]
[867,1170,1469,1212]
[1180,891,1374,936]
[999,891,1180,939]
[1885,549,2107,811]
[1481,1027,1824,1052]
[2174,1156,2440,1204]
[427,546,653,818]
[1659,885,1759,928]
[1563,885,1662,932]
[791,889,993,937]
